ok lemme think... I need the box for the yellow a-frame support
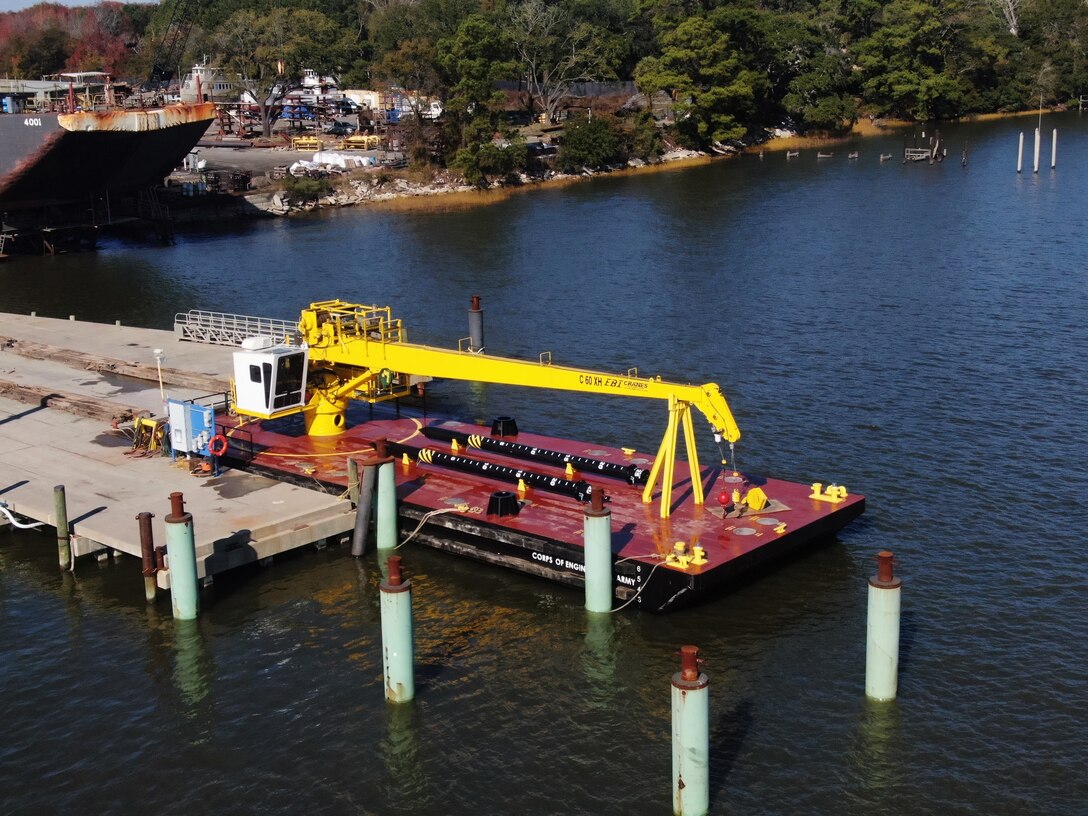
[640,396,705,517]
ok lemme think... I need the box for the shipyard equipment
[145,0,201,88]
[231,300,742,518]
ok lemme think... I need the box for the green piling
[380,555,415,702]
[583,486,613,613]
[374,439,398,551]
[672,645,709,816]
[164,492,199,620]
[865,551,902,701]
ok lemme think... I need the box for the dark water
[2,114,1086,815]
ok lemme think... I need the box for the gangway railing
[174,309,301,347]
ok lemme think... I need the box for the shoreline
[755,106,1067,153]
[218,149,717,218]
[203,106,1068,219]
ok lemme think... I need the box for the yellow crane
[231,300,742,518]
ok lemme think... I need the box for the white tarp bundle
[313,151,371,168]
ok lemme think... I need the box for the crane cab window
[273,352,306,409]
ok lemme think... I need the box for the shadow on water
[709,698,754,804]
[413,610,487,689]
[898,608,916,678]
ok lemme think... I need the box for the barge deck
[220,406,864,612]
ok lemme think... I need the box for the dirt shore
[184,140,714,218]
[184,108,1063,219]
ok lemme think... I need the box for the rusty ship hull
[0,103,216,210]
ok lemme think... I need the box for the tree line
[2,0,1084,172]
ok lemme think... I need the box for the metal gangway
[174,309,301,346]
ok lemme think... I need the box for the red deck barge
[218,405,864,612]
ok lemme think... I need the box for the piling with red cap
[380,555,414,702]
[164,491,199,620]
[865,551,902,701]
[467,295,484,353]
[373,438,398,551]
[671,645,709,816]
[583,485,613,613]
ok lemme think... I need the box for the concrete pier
[0,312,355,586]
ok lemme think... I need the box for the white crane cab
[232,336,309,418]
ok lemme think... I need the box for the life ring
[208,434,229,457]
[378,368,394,389]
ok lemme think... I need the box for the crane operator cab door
[232,337,309,418]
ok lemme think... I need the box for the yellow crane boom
[234,300,742,518]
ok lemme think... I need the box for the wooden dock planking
[0,312,356,587]
[0,395,355,584]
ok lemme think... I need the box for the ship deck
[219,404,865,612]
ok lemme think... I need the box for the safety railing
[174,310,301,347]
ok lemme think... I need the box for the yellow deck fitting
[565,462,576,478]
[810,482,848,503]
[401,452,410,466]
[744,486,768,511]
[451,439,461,453]
[691,545,707,565]
[621,447,636,455]
[774,522,787,534]
[666,541,686,566]
[516,478,528,495]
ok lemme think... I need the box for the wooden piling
[137,511,157,604]
[351,462,376,557]
[347,457,360,505]
[54,485,70,570]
